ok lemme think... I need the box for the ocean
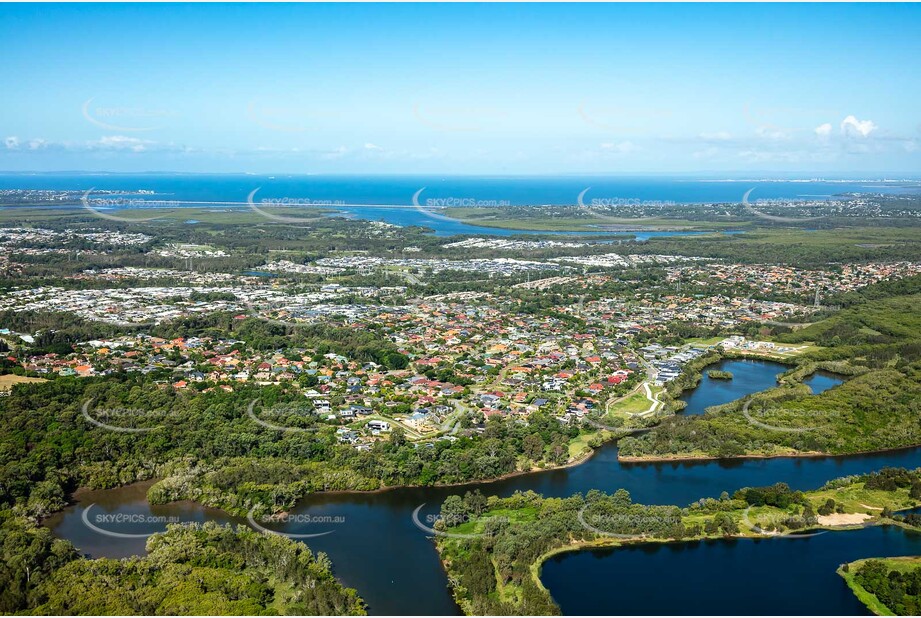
[1,173,918,206]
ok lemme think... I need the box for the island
[706,369,733,380]
[434,468,921,615]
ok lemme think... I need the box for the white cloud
[364,142,383,151]
[92,135,152,152]
[814,123,832,138]
[841,115,876,138]
[737,149,804,163]
[4,136,20,150]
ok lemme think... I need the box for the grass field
[0,374,48,391]
[610,389,653,416]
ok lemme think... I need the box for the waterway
[45,362,913,615]
[678,359,845,416]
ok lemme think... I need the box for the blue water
[3,173,918,237]
[2,173,917,205]
[542,525,921,615]
[48,441,921,615]
[678,361,846,416]
[330,205,736,238]
[680,358,790,416]
[42,347,918,615]
[805,370,846,395]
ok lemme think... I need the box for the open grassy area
[567,429,607,460]
[685,336,726,346]
[606,387,657,418]
[0,374,48,391]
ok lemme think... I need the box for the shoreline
[54,432,611,510]
[53,355,902,508]
[617,443,921,464]
[525,513,921,617]
[49,352,893,519]
[56,441,921,512]
[297,432,608,498]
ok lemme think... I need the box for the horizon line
[2,170,921,180]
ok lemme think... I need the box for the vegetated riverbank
[45,439,921,616]
[617,356,919,462]
[435,467,921,616]
[96,350,810,516]
[618,291,921,462]
[0,516,367,615]
[25,346,803,528]
[838,556,921,616]
[142,424,623,520]
[9,330,868,538]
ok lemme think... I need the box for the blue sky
[2,3,920,175]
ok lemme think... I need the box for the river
[45,359,916,615]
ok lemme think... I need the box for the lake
[541,525,921,615]
[678,359,845,416]
[804,370,847,395]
